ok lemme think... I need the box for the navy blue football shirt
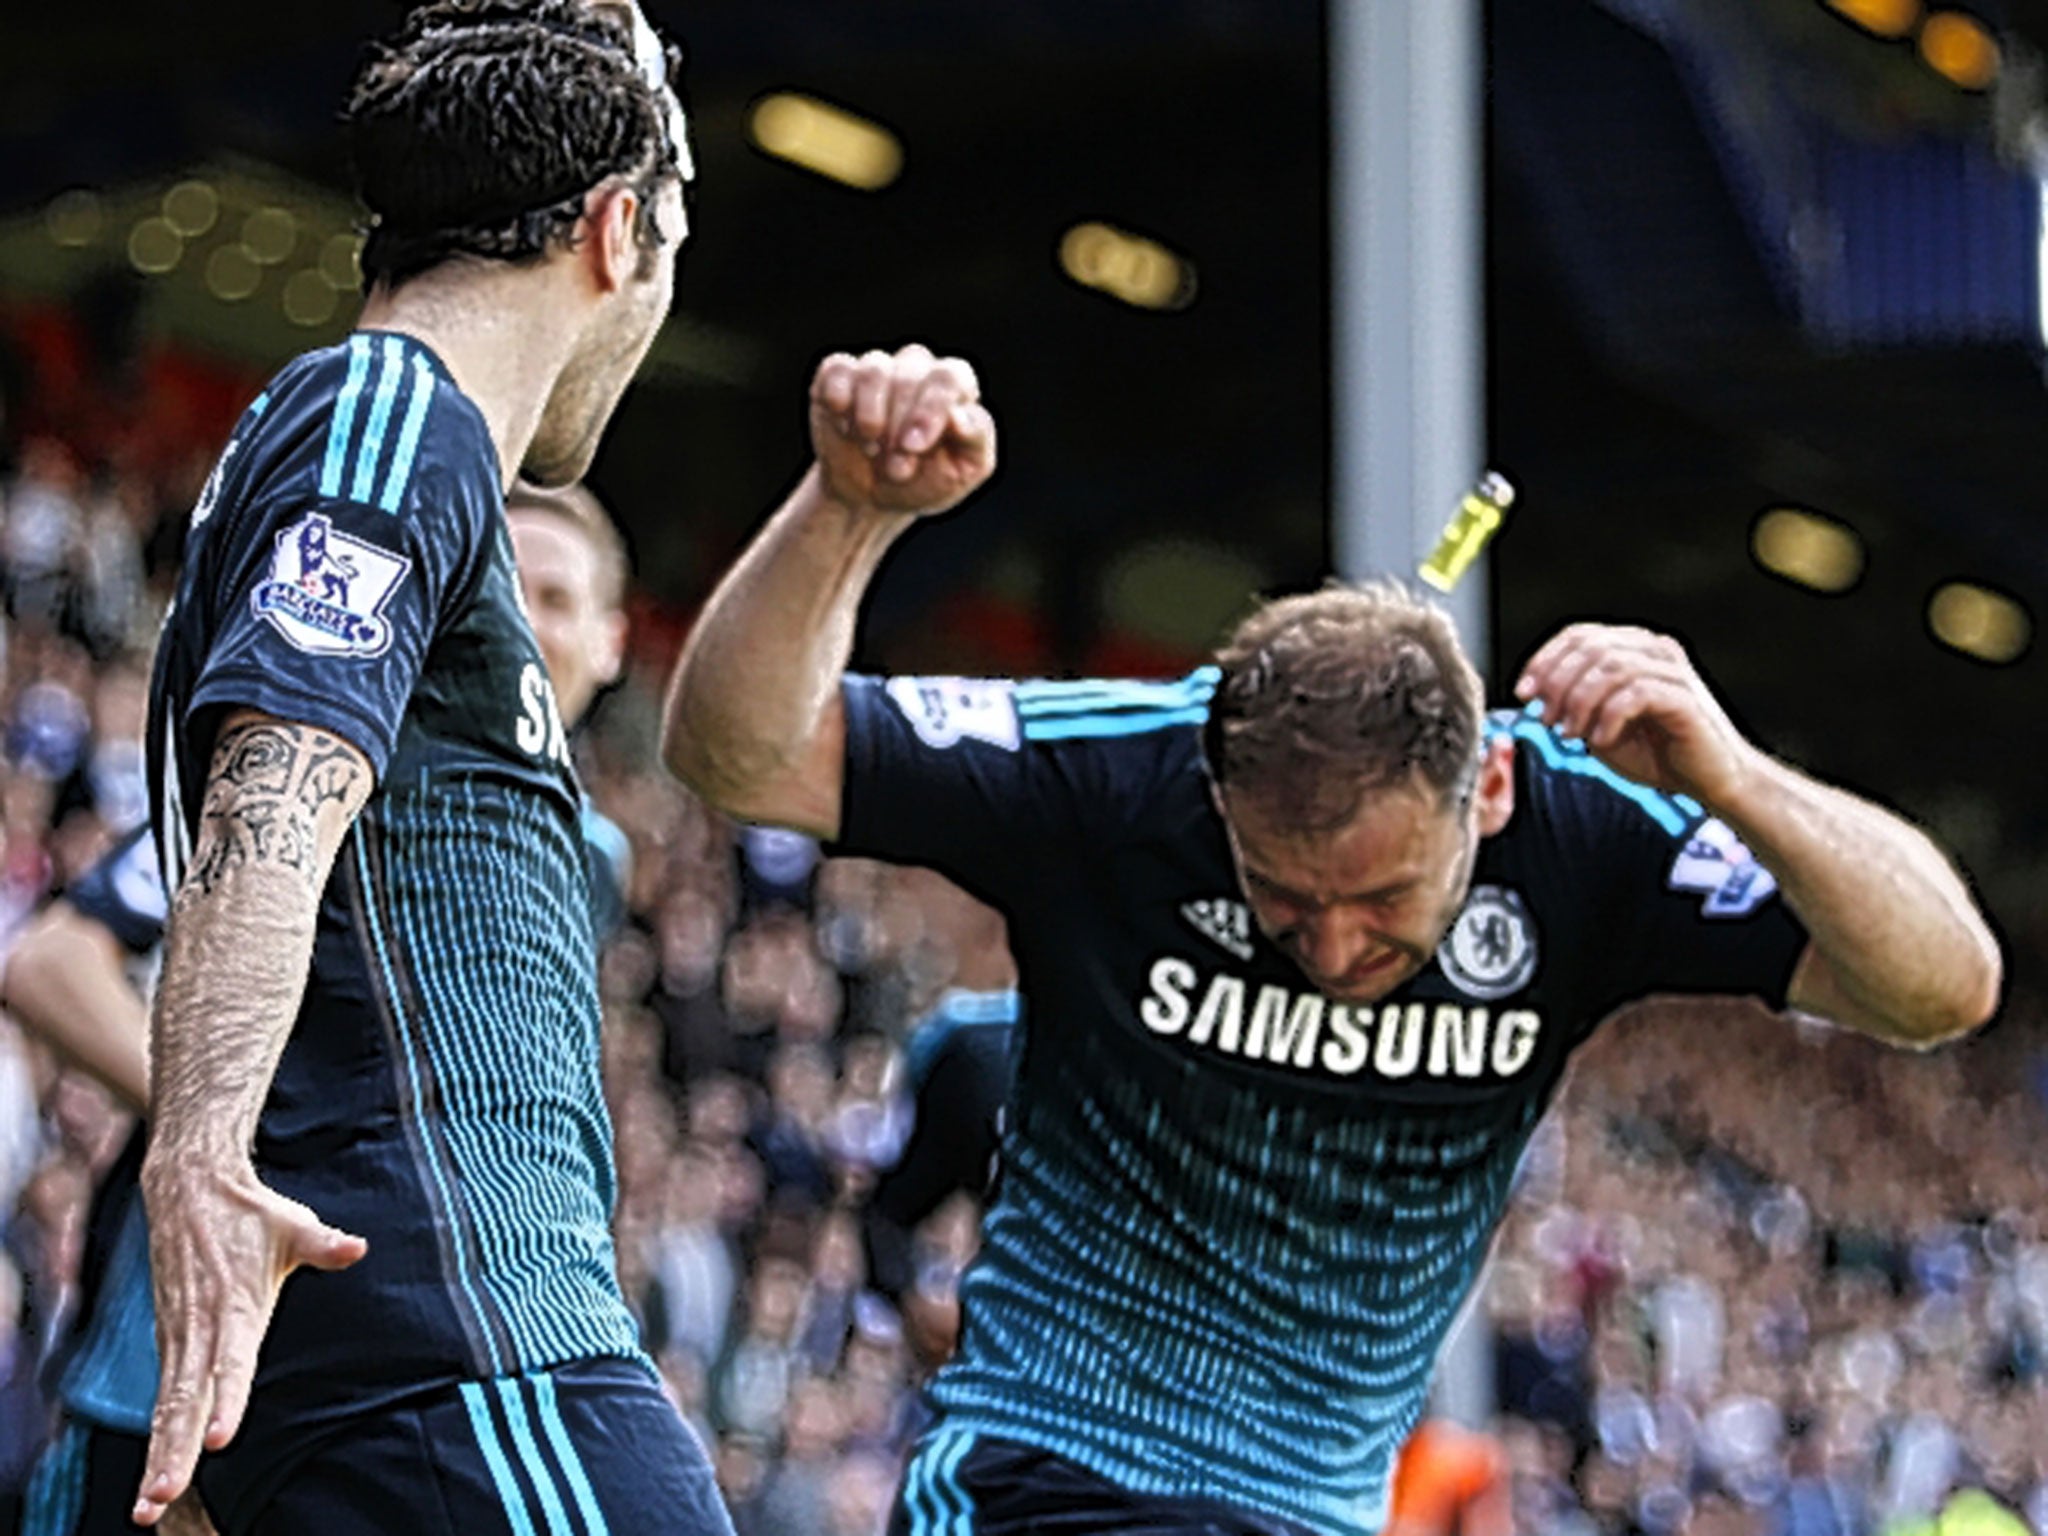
[837,670,1808,1536]
[145,331,641,1513]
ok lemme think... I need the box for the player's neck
[357,266,581,492]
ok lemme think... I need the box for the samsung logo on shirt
[1138,957,1542,1081]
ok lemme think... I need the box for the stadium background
[1,1,2045,1532]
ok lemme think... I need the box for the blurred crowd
[0,316,2044,1536]
[0,321,211,1508]
[1488,1000,2048,1536]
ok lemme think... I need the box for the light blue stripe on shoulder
[319,336,373,497]
[1023,703,1211,741]
[461,1382,541,1536]
[1014,666,1220,716]
[495,1377,576,1536]
[378,353,438,513]
[351,335,408,503]
[532,1372,612,1536]
[248,391,270,418]
[1509,716,1700,835]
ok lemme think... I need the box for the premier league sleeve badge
[252,512,414,658]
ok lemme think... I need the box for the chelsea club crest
[1436,884,1539,1001]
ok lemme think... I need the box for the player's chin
[1311,955,1417,1005]
[518,446,590,491]
[521,414,609,490]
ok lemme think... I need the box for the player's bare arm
[2,903,151,1115]
[1515,622,2001,1047]
[134,710,374,1527]
[661,343,997,837]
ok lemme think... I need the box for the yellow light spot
[319,232,364,291]
[1824,0,1922,39]
[1928,582,2029,663]
[205,245,263,302]
[1919,11,2000,90]
[127,217,184,275]
[242,206,299,265]
[748,93,904,191]
[161,180,219,238]
[45,189,104,248]
[1058,222,1197,312]
[282,269,338,327]
[1751,508,1864,594]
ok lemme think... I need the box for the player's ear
[1474,737,1515,838]
[583,181,642,295]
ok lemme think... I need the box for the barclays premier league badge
[885,676,1021,752]
[252,513,412,658]
[1436,884,1539,1001]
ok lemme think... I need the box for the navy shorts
[202,1358,734,1536]
[19,1418,148,1536]
[888,1429,1316,1536]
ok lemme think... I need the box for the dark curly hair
[343,0,688,289]
[1204,581,1485,831]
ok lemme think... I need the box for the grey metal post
[1330,0,1490,663]
[1329,0,1496,1431]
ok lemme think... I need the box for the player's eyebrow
[1242,866,1416,910]
[1241,867,1313,906]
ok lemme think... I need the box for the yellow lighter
[1418,472,1515,592]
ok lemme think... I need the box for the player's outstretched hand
[1514,623,1759,807]
[132,1159,367,1527]
[810,344,996,517]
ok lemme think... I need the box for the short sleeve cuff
[188,668,398,780]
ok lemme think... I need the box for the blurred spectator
[713,1253,809,1438]
[750,1377,846,1534]
[823,1451,897,1536]
[646,1138,739,1374]
[753,1043,837,1209]
[3,440,86,633]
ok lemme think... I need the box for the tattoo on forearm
[152,719,369,1146]
[188,722,366,895]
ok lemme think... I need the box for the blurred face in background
[508,496,627,724]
